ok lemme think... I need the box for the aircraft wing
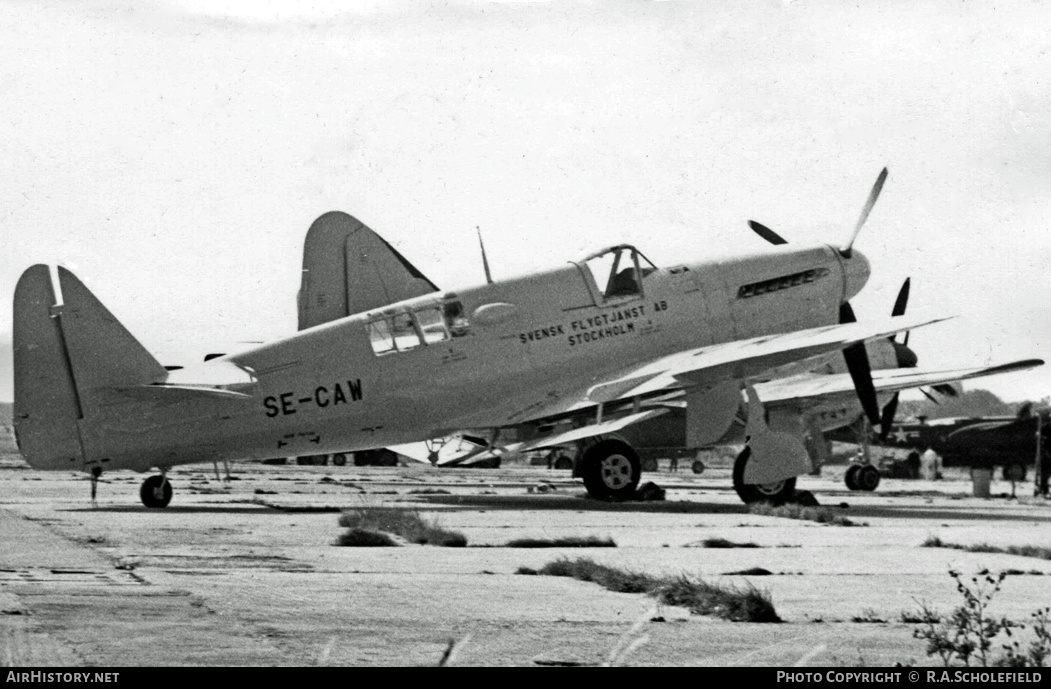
[584,314,951,405]
[754,358,1044,405]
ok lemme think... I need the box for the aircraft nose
[893,340,918,368]
[841,248,870,303]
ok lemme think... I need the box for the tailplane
[13,265,166,469]
[297,211,439,330]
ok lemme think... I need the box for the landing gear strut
[733,447,796,505]
[140,472,173,508]
[581,439,641,501]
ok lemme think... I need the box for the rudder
[13,265,167,470]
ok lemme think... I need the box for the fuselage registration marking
[264,379,364,417]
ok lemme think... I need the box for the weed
[518,557,780,623]
[998,608,1051,667]
[749,502,863,526]
[505,536,616,548]
[911,571,1021,666]
[337,507,467,547]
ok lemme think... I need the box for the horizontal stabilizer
[102,385,254,403]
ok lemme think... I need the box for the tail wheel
[691,460,706,475]
[732,447,796,505]
[857,464,880,492]
[581,439,641,501]
[845,464,862,491]
[140,475,172,508]
[331,453,348,467]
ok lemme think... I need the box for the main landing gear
[580,439,641,501]
[140,472,173,508]
[732,447,796,505]
[845,463,880,492]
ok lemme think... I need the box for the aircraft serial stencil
[12,169,1042,507]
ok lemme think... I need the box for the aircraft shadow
[411,493,748,514]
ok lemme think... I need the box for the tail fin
[13,265,165,469]
[297,211,439,330]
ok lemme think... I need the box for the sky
[2,0,1050,404]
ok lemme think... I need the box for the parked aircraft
[876,405,1050,486]
[11,169,1040,507]
[292,175,1041,503]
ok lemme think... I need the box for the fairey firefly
[12,169,1039,506]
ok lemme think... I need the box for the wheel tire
[1003,463,1027,482]
[331,453,347,467]
[691,460,706,475]
[581,440,641,501]
[553,455,573,470]
[732,447,796,505]
[845,464,862,491]
[140,475,173,508]
[857,464,881,492]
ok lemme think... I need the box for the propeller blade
[748,220,788,246]
[880,392,900,441]
[840,302,880,425]
[891,277,910,318]
[840,167,888,257]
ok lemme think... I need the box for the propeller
[839,302,882,428]
[747,220,788,246]
[746,169,892,433]
[879,278,914,440]
[840,167,888,258]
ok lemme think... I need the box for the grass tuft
[922,537,1051,561]
[337,507,467,547]
[519,557,780,623]
[700,537,760,548]
[749,502,863,526]
[335,528,399,547]
[505,536,617,548]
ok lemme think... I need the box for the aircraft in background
[11,169,1040,507]
[874,404,1050,487]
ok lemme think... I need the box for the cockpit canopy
[579,245,657,302]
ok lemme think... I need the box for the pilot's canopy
[579,245,657,301]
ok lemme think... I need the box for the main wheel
[140,475,173,508]
[581,440,641,501]
[1003,463,1027,482]
[331,453,348,467]
[845,464,862,490]
[732,447,796,505]
[857,464,880,492]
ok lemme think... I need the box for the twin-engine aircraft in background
[12,169,1042,507]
